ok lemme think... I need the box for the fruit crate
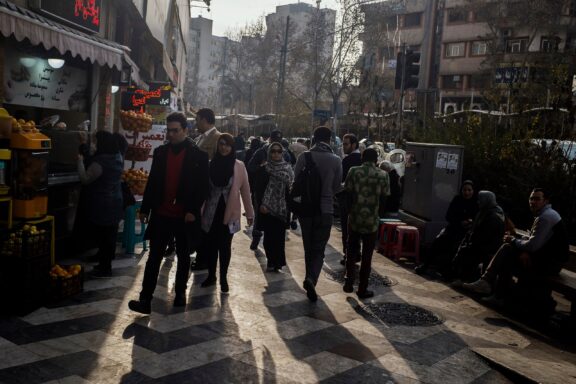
[50,265,84,301]
[125,145,151,162]
[0,224,51,258]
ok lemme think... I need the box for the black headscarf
[95,131,119,155]
[209,133,236,187]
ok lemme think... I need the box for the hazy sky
[192,0,340,37]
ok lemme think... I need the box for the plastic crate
[0,226,51,258]
[49,265,84,301]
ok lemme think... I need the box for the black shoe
[221,280,229,293]
[90,268,112,279]
[290,221,298,230]
[343,281,354,293]
[128,300,151,314]
[201,277,217,287]
[356,290,374,299]
[250,237,260,251]
[173,296,186,307]
[340,257,346,266]
[303,279,318,302]
[190,263,208,271]
[273,267,282,273]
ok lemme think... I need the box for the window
[446,42,466,57]
[403,13,422,28]
[470,74,491,89]
[506,38,528,53]
[541,37,559,52]
[447,8,467,23]
[471,41,488,56]
[442,75,463,89]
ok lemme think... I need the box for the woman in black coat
[415,180,478,276]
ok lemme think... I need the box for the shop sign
[3,52,89,112]
[121,87,171,111]
[39,0,101,33]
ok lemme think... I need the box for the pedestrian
[128,112,209,314]
[254,142,294,272]
[415,180,478,276]
[201,133,254,292]
[379,160,401,216]
[342,148,390,298]
[78,131,124,278]
[234,131,246,161]
[295,126,342,302]
[281,138,297,166]
[338,133,362,265]
[463,188,569,313]
[192,108,221,270]
[245,137,262,167]
[194,108,221,160]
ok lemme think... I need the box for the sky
[192,0,340,37]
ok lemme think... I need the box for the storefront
[0,0,141,264]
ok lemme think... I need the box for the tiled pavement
[1,222,576,383]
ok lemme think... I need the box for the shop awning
[0,0,134,72]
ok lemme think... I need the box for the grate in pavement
[324,267,397,287]
[357,302,444,326]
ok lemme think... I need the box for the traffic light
[405,51,420,89]
[394,50,421,90]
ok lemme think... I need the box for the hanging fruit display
[120,110,153,132]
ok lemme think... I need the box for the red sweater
[156,148,186,218]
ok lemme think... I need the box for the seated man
[463,188,569,309]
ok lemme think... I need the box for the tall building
[184,16,236,113]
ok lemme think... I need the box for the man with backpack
[292,126,342,302]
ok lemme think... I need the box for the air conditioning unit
[471,103,482,110]
[444,103,458,114]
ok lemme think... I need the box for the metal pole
[397,43,407,142]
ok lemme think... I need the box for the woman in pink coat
[201,133,254,292]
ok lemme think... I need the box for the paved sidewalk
[0,222,575,383]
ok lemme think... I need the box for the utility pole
[396,43,407,143]
[276,16,290,130]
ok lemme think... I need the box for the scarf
[262,158,294,222]
[209,151,236,187]
[472,190,504,231]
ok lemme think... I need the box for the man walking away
[338,133,362,265]
[343,148,389,299]
[295,126,342,302]
[195,108,221,161]
[234,131,246,162]
[128,112,209,314]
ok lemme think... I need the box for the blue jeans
[299,214,333,286]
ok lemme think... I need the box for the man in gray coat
[295,126,342,302]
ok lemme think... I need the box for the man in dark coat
[128,112,209,314]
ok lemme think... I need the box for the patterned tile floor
[1,222,575,383]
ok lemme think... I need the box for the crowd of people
[75,108,571,320]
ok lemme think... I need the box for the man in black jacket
[129,112,209,314]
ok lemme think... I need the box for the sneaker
[128,300,151,314]
[173,295,186,307]
[356,290,374,299]
[339,257,346,266]
[462,279,492,295]
[201,277,217,287]
[303,279,318,302]
[90,269,112,279]
[290,221,298,230]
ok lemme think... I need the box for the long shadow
[252,228,516,383]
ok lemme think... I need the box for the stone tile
[321,363,423,384]
[21,337,86,360]
[42,375,92,384]
[0,344,44,370]
[0,359,70,384]
[431,349,490,382]
[275,316,334,339]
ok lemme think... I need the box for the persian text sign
[121,88,171,111]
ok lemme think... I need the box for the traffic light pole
[397,43,407,143]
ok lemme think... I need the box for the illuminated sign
[121,87,172,111]
[39,0,101,33]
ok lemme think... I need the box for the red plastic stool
[388,225,420,263]
[377,222,406,254]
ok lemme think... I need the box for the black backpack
[289,152,322,217]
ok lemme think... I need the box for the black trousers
[346,230,377,293]
[205,223,234,281]
[262,215,287,269]
[91,222,119,272]
[299,214,333,286]
[139,215,194,302]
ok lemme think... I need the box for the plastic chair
[377,221,406,254]
[388,225,420,263]
[121,202,147,254]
